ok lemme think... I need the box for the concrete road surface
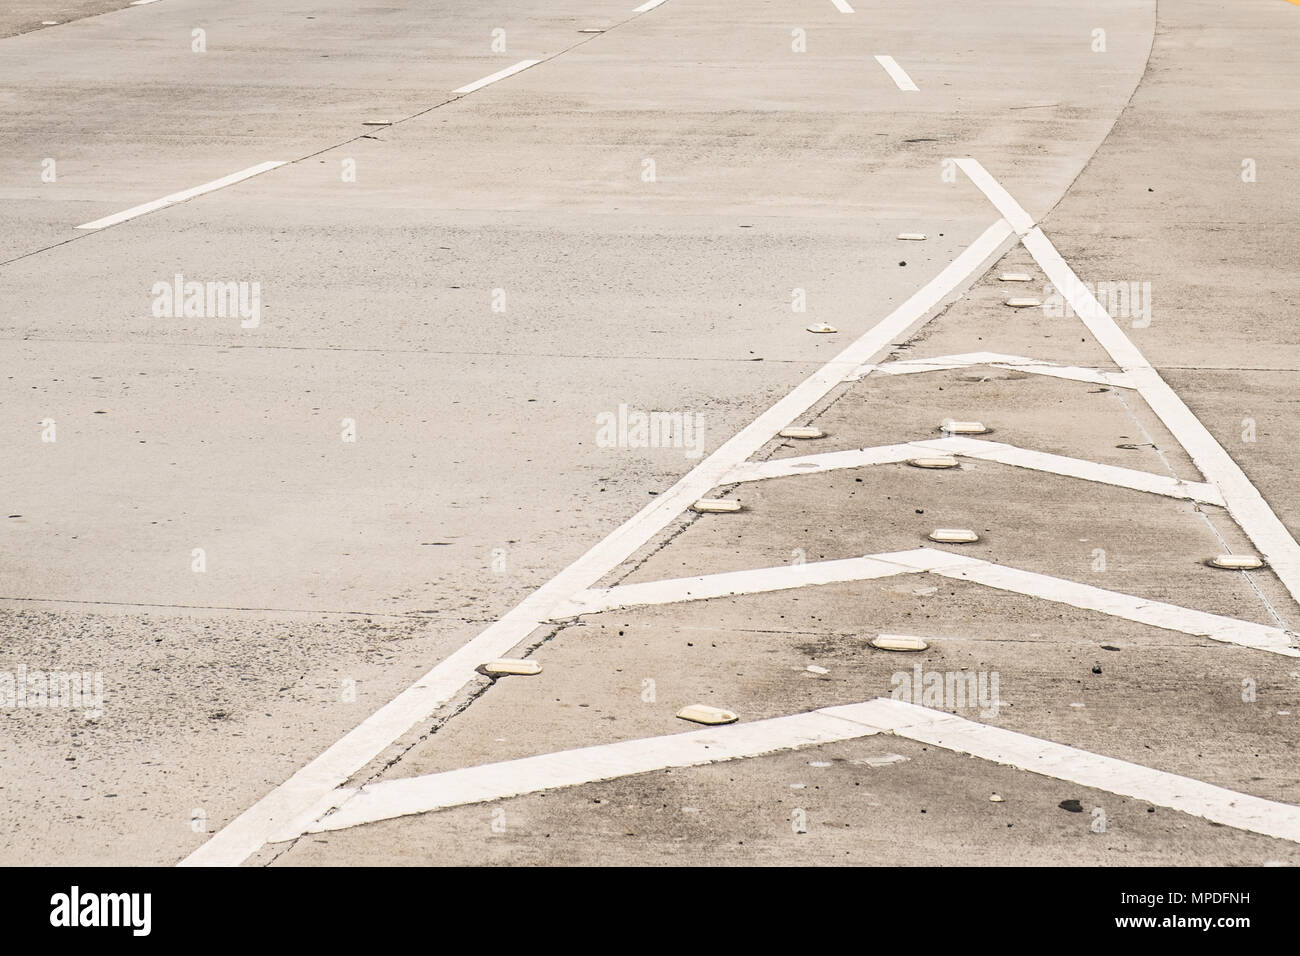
[2,0,1299,867]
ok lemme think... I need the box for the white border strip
[180,220,1017,866]
[830,0,855,12]
[874,55,919,92]
[294,699,1300,844]
[297,710,878,835]
[632,0,670,12]
[453,59,542,95]
[75,162,285,230]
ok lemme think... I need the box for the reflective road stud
[1208,554,1266,570]
[479,659,542,677]
[940,421,989,435]
[871,634,929,651]
[929,528,979,543]
[908,456,960,469]
[692,499,742,513]
[806,323,838,333]
[897,233,927,241]
[1005,298,1042,308]
[779,426,825,439]
[999,273,1032,282]
[676,704,738,725]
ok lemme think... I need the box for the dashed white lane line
[720,437,1224,505]
[453,59,542,95]
[74,161,285,230]
[286,710,878,837]
[830,0,855,12]
[129,0,163,5]
[179,220,1016,866]
[954,159,1300,608]
[291,699,1300,844]
[874,55,919,92]
[555,547,1298,657]
[632,0,671,12]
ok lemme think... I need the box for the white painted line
[851,699,1300,844]
[554,554,915,617]
[560,544,1294,656]
[936,437,1225,505]
[632,0,670,12]
[874,55,919,92]
[721,437,1223,505]
[298,710,878,835]
[75,161,285,230]
[875,351,1020,372]
[129,0,162,5]
[721,442,934,483]
[989,361,1132,388]
[959,160,1300,608]
[293,699,1300,843]
[865,547,981,572]
[180,220,1014,866]
[931,557,1298,657]
[954,158,1035,235]
[830,0,855,12]
[453,59,542,95]
[867,351,1132,388]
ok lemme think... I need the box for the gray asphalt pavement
[2,0,1299,867]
